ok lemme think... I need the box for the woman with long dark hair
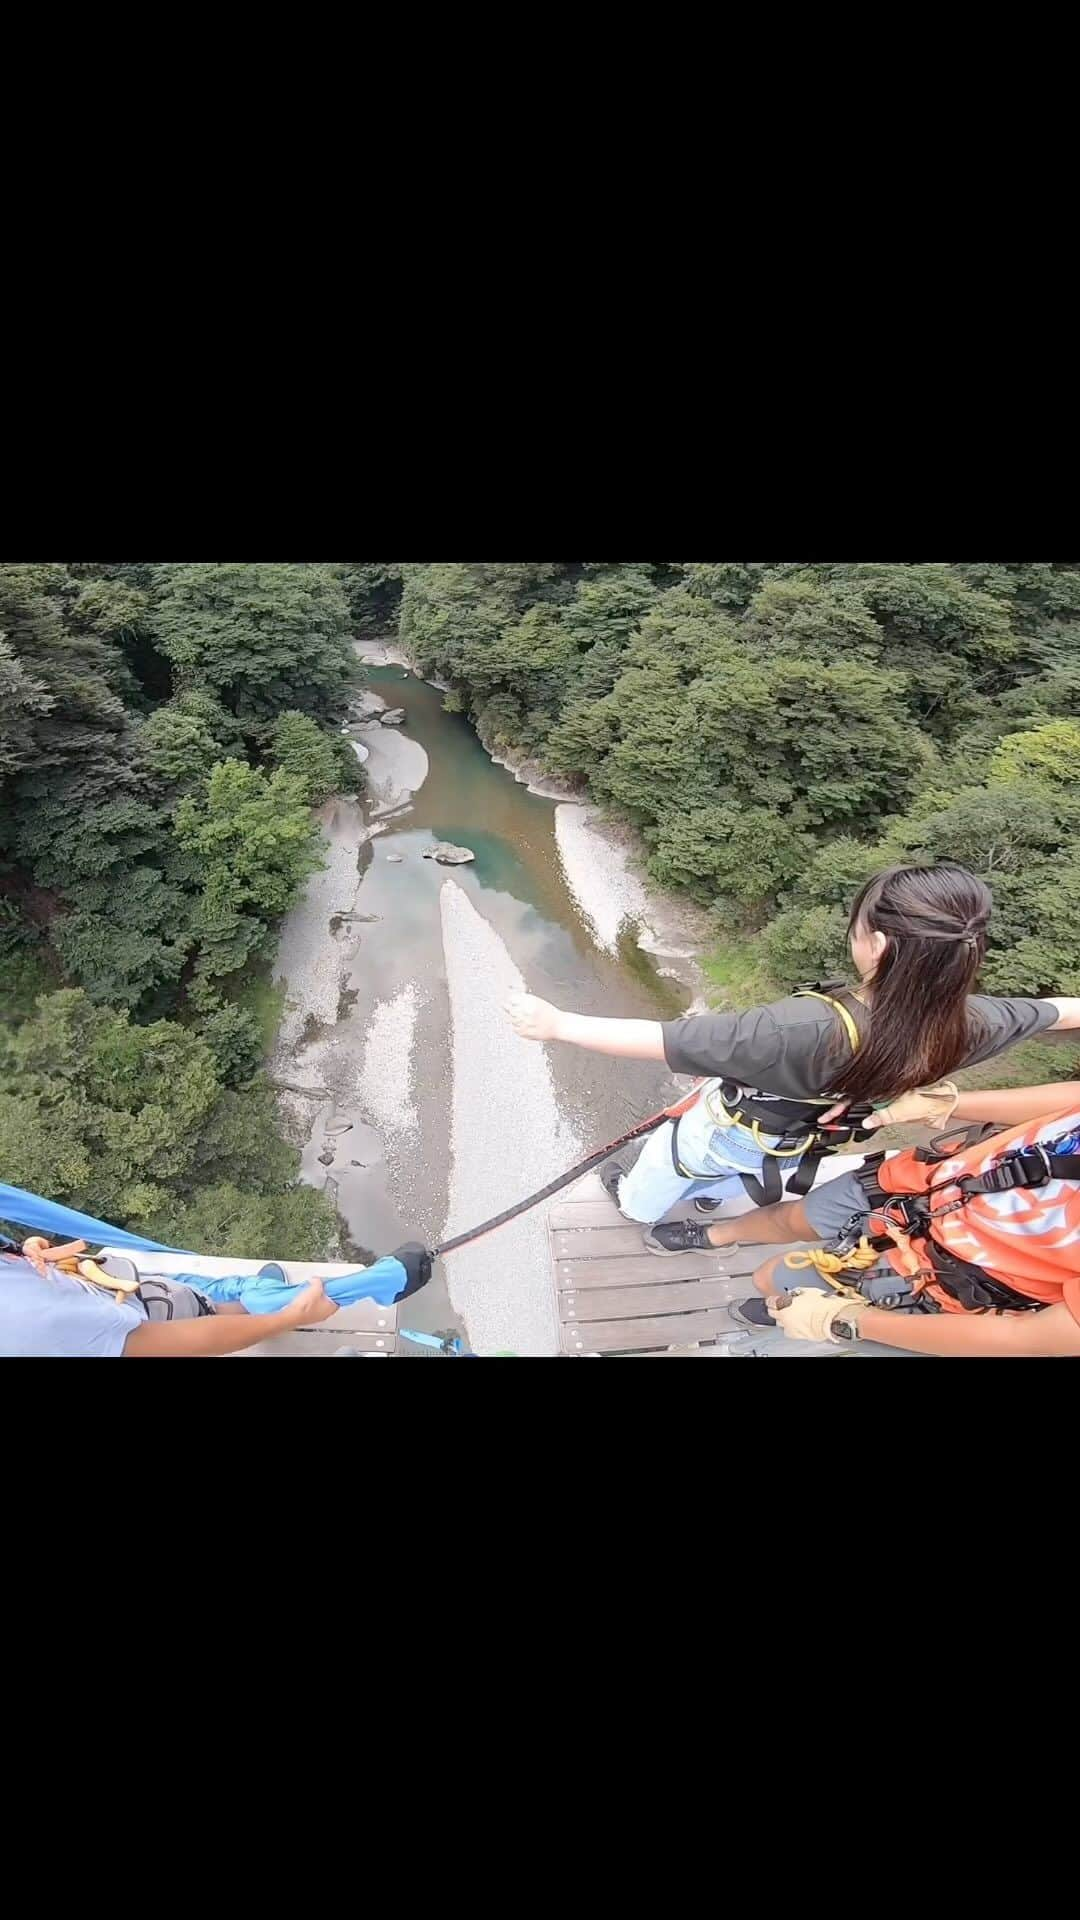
[505,862,1080,1252]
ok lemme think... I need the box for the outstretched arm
[506,993,666,1062]
[124,1279,338,1356]
[1048,998,1080,1029]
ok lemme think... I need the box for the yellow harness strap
[676,986,864,1177]
[793,988,862,1056]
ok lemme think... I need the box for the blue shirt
[0,1255,144,1357]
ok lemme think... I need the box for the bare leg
[705,1198,817,1249]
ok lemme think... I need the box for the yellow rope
[783,1236,881,1300]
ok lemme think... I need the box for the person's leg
[614,1121,742,1223]
[751,1250,832,1297]
[703,1196,818,1250]
[136,1276,222,1321]
[710,1165,873,1251]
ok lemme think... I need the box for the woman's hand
[505,992,564,1043]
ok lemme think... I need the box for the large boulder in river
[422,841,475,865]
[380,707,407,726]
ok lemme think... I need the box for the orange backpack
[853,1107,1080,1319]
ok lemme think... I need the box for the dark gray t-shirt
[661,992,1059,1099]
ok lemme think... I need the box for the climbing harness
[851,1107,1080,1316]
[667,985,876,1208]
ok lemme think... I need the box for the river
[269,653,697,1355]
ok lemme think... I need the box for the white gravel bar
[272,799,365,1049]
[360,725,430,816]
[554,802,650,955]
[439,879,579,1355]
[357,983,420,1143]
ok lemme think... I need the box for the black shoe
[693,1197,723,1215]
[600,1162,625,1206]
[644,1220,733,1256]
[728,1295,775,1330]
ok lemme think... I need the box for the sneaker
[728,1295,776,1330]
[644,1220,735,1256]
[693,1197,724,1215]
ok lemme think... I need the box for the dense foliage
[397,563,1080,1027]
[0,562,360,1253]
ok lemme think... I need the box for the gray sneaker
[644,1220,738,1256]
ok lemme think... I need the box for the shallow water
[271,662,688,1353]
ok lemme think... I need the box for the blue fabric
[0,1182,181,1254]
[170,1256,409,1314]
[0,1255,143,1357]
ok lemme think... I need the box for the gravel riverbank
[439,879,581,1354]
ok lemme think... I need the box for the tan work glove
[768,1287,872,1344]
[865,1081,960,1131]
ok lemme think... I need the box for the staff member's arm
[830,1079,1080,1131]
[124,1278,338,1356]
[764,1278,1080,1357]
[946,1080,1080,1127]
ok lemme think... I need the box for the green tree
[268,710,341,804]
[0,990,221,1222]
[990,719,1080,790]
[141,1179,338,1261]
[175,760,323,987]
[150,563,356,733]
[140,703,231,793]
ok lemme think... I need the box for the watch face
[834,1316,856,1341]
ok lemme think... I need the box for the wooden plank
[553,1225,660,1258]
[560,1309,744,1354]
[548,1200,626,1229]
[553,1252,731,1288]
[560,1279,744,1321]
[705,1241,806,1277]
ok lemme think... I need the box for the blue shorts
[616,1115,803,1225]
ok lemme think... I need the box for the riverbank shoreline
[355,637,712,1011]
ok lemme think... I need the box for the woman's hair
[829,863,991,1104]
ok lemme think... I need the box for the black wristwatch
[832,1310,861,1342]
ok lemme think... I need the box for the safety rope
[431,1090,699,1259]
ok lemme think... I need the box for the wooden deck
[548,1166,900,1358]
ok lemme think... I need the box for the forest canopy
[396,562,1080,1005]
[0,562,359,1253]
